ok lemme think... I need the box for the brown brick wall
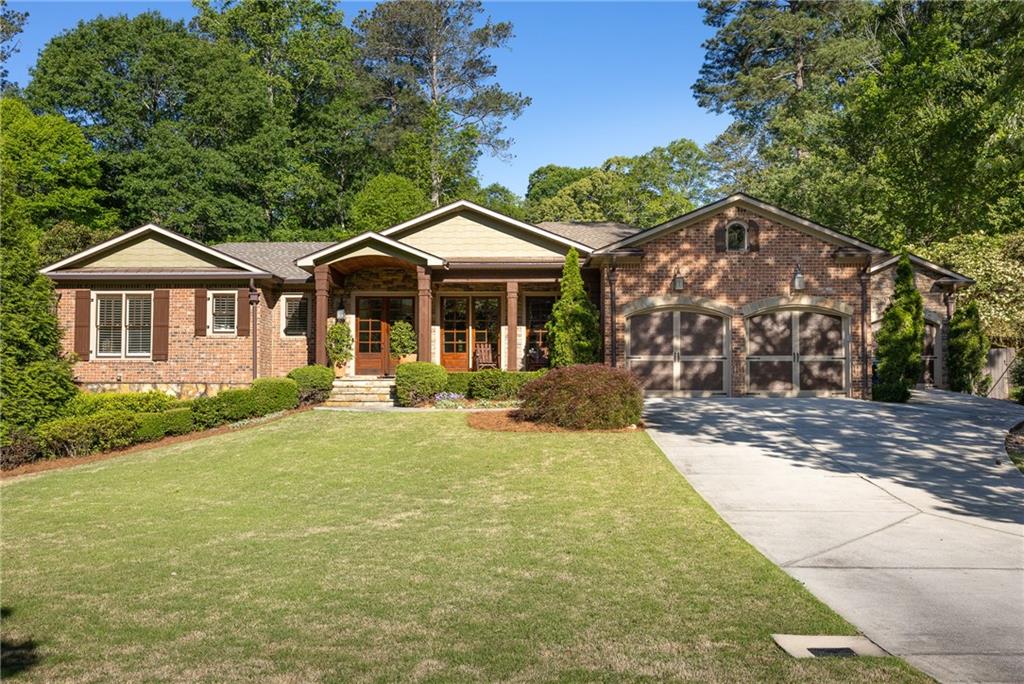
[601,207,871,398]
[56,282,314,396]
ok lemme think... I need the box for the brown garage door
[746,310,847,395]
[627,309,729,395]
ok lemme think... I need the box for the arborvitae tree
[547,248,600,367]
[947,302,989,394]
[872,253,925,402]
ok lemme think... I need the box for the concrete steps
[324,376,396,408]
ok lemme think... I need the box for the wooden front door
[356,297,414,376]
[441,297,470,371]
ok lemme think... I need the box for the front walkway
[644,391,1024,684]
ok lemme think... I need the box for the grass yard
[1,412,926,682]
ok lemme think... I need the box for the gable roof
[379,199,594,253]
[867,253,973,283]
[41,224,271,277]
[537,221,641,249]
[594,193,883,254]
[294,231,446,268]
[215,241,334,282]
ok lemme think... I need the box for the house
[41,193,971,399]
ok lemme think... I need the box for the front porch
[305,242,566,376]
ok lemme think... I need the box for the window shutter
[153,290,170,361]
[236,288,250,337]
[195,288,207,336]
[713,222,727,252]
[74,290,91,360]
[747,220,760,252]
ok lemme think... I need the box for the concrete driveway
[644,390,1024,684]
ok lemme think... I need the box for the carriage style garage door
[746,309,849,395]
[627,309,729,396]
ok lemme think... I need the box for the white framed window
[726,221,747,252]
[208,291,237,335]
[94,292,152,358]
[281,294,310,337]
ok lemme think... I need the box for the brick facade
[601,206,872,398]
[55,282,313,398]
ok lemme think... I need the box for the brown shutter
[74,290,91,360]
[713,222,727,252]
[194,288,207,336]
[747,220,760,252]
[152,290,170,361]
[236,288,250,337]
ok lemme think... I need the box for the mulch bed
[1006,420,1024,464]
[1,406,312,481]
[465,409,642,433]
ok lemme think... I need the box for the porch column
[314,264,330,366]
[506,281,519,371]
[416,266,432,362]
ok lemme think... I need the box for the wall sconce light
[792,264,806,291]
[672,271,686,292]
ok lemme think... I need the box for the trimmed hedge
[63,390,177,417]
[36,410,142,458]
[191,378,299,429]
[518,364,643,430]
[444,369,545,400]
[287,365,334,404]
[135,408,194,442]
[395,362,448,406]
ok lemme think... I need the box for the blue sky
[6,1,729,196]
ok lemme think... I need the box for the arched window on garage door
[626,309,730,396]
[746,309,849,396]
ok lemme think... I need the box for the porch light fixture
[792,264,806,292]
[672,271,686,292]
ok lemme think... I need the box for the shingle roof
[537,221,641,249]
[213,242,332,281]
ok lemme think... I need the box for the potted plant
[326,321,354,377]
[388,320,418,370]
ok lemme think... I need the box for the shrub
[873,253,924,403]
[445,372,473,396]
[134,408,194,442]
[63,390,177,417]
[36,411,142,458]
[287,365,334,404]
[947,302,990,394]
[0,429,41,470]
[468,369,545,400]
[251,378,300,414]
[389,320,417,358]
[0,359,77,442]
[326,321,354,368]
[395,362,447,406]
[1010,356,1024,404]
[518,364,642,430]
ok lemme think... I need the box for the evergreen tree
[546,249,600,367]
[947,302,990,394]
[872,253,924,402]
[348,173,431,233]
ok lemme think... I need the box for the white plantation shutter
[283,296,309,336]
[126,295,152,355]
[96,295,123,355]
[211,293,236,333]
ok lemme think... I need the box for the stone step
[328,392,393,402]
[323,400,396,408]
[332,379,396,388]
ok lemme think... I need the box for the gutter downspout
[859,267,869,398]
[608,259,619,368]
[249,278,259,381]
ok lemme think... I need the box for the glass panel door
[525,296,556,370]
[356,298,385,375]
[471,297,500,369]
[441,298,469,371]
[384,297,415,375]
[747,311,795,393]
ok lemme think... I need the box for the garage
[626,308,730,396]
[745,309,849,396]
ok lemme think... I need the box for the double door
[746,309,848,395]
[441,297,500,372]
[626,309,729,395]
[355,297,414,376]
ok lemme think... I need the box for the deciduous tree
[348,173,431,233]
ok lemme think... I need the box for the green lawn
[1,412,926,682]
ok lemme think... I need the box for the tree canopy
[348,173,432,234]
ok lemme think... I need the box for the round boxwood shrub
[134,408,194,442]
[518,364,643,430]
[287,365,335,404]
[62,390,177,417]
[468,368,506,399]
[395,362,448,406]
[250,378,300,413]
[445,372,473,397]
[36,410,142,458]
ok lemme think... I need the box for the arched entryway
[624,297,734,396]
